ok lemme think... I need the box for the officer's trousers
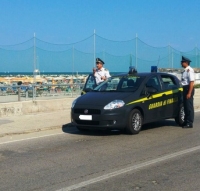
[183,85,195,124]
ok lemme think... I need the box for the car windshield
[93,75,145,92]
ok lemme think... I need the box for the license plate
[79,115,92,120]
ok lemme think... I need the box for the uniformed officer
[93,58,111,85]
[181,56,195,128]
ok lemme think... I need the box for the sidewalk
[0,96,200,138]
[0,109,71,137]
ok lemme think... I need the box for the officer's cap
[181,56,191,63]
[96,58,105,65]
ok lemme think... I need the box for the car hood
[76,92,133,106]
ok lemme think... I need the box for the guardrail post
[18,87,21,101]
[32,84,36,100]
[17,81,22,102]
[25,88,28,100]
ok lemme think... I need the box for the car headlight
[71,99,77,108]
[104,100,125,110]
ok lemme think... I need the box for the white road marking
[57,145,200,191]
[0,132,64,145]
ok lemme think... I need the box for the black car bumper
[71,106,128,130]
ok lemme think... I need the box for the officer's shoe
[182,124,193,128]
[181,121,187,126]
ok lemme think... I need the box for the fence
[1,33,200,103]
[0,33,200,74]
[0,83,83,103]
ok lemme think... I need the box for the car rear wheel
[126,109,143,134]
[175,105,185,126]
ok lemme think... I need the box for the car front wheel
[126,109,143,134]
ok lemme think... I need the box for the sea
[0,72,121,76]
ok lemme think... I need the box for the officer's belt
[182,85,194,91]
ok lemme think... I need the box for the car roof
[112,72,174,77]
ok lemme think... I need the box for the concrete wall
[0,98,75,117]
[195,73,200,84]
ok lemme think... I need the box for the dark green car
[71,69,184,134]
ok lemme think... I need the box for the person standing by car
[93,58,111,85]
[181,56,195,128]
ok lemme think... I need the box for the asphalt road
[0,111,200,191]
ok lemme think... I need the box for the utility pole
[135,33,138,69]
[33,33,36,100]
[94,29,96,67]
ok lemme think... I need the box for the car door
[159,74,181,118]
[81,74,97,95]
[140,75,163,122]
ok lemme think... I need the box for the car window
[141,76,161,96]
[146,76,161,91]
[94,76,145,92]
[116,76,144,92]
[85,75,96,90]
[161,75,177,90]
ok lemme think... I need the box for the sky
[0,0,200,51]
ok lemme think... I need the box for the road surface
[0,111,200,191]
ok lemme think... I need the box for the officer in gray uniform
[93,58,111,85]
[181,56,195,128]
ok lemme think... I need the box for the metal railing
[0,83,84,103]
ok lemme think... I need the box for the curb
[0,123,75,138]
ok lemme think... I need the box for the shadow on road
[142,119,179,131]
[62,123,123,136]
[62,119,180,136]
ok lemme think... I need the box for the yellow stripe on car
[126,88,183,105]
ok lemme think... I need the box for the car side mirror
[147,87,157,93]
[146,87,157,98]
[84,88,93,92]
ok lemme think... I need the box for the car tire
[126,109,143,134]
[175,105,185,126]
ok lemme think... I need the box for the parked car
[71,68,184,134]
